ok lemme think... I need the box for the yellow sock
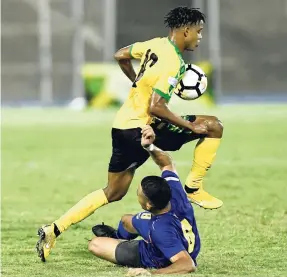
[186,138,221,189]
[54,189,108,233]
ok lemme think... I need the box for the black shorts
[108,115,205,173]
[115,240,142,268]
[109,127,150,172]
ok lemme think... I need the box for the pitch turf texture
[2,104,287,277]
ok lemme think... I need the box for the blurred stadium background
[2,0,287,105]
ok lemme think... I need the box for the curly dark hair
[164,7,205,29]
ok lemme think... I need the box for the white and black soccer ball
[174,64,208,100]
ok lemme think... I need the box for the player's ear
[146,201,153,211]
[183,26,190,37]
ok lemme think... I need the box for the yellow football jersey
[113,37,186,129]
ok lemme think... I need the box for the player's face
[184,20,204,51]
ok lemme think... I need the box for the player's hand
[126,268,151,276]
[188,121,208,134]
[141,125,156,148]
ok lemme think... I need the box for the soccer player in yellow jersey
[36,7,223,262]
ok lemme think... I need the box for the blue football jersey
[132,170,201,269]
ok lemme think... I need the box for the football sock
[54,189,108,233]
[116,220,138,240]
[185,138,221,190]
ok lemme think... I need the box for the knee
[88,238,100,255]
[206,116,223,138]
[104,186,127,202]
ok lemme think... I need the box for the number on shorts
[181,219,195,253]
[132,49,158,88]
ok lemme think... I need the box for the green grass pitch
[2,104,287,277]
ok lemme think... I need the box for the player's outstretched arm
[127,249,196,276]
[146,145,175,173]
[141,126,176,173]
[114,46,137,83]
[152,250,196,275]
[150,92,207,134]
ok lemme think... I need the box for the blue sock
[116,220,138,240]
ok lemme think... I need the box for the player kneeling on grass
[88,126,200,275]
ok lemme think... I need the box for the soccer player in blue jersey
[89,126,200,275]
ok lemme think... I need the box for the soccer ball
[174,64,208,100]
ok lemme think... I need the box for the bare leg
[88,237,123,264]
[189,115,223,139]
[104,168,136,202]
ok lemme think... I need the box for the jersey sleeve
[151,224,186,260]
[129,41,149,59]
[132,212,152,241]
[153,69,179,102]
[161,170,182,190]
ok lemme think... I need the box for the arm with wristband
[141,125,176,173]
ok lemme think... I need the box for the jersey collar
[167,38,183,59]
[152,210,174,220]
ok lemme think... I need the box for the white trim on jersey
[165,177,179,182]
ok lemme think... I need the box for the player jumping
[36,7,223,262]
[89,125,200,275]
